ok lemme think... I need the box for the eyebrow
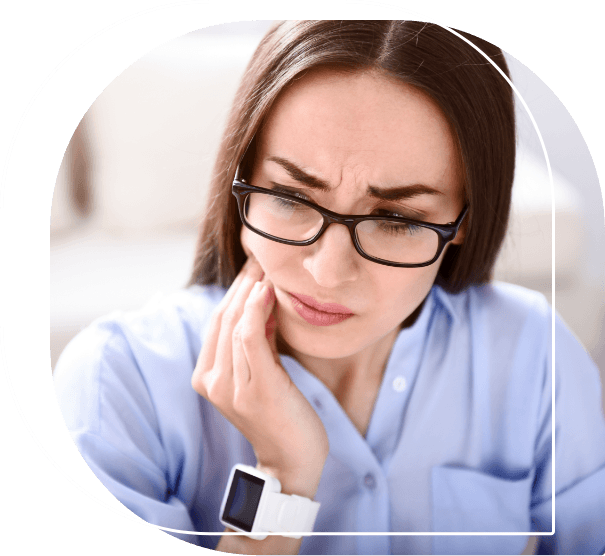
[267,155,445,201]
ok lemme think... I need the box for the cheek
[381,263,438,296]
[240,226,297,275]
[242,224,439,322]
[240,226,252,258]
[373,264,439,316]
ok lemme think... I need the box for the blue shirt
[53,282,605,554]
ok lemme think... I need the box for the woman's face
[241,68,466,361]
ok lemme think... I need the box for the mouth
[288,293,354,327]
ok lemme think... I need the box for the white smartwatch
[219,464,321,540]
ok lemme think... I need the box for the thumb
[240,282,281,371]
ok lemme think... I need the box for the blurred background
[50,21,605,406]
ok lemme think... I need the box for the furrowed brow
[267,156,445,200]
[367,184,445,201]
[267,156,331,192]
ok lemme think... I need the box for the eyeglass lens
[244,192,440,265]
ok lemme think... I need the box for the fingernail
[265,313,276,338]
[263,286,274,308]
[251,281,263,297]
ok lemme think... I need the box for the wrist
[220,464,321,543]
[256,459,326,500]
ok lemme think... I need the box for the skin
[191,68,466,554]
[245,68,465,392]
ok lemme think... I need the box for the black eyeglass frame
[232,179,469,268]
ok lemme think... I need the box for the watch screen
[222,469,265,532]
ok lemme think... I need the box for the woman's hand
[191,257,329,498]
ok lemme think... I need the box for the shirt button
[363,473,376,490]
[392,376,407,392]
[312,397,323,411]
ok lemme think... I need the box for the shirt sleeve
[531,311,605,554]
[53,318,202,546]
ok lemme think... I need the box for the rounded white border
[0,0,555,536]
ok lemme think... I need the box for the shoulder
[443,282,590,360]
[432,281,599,390]
[55,285,227,371]
[432,281,552,352]
[435,281,550,325]
[115,284,227,356]
[432,281,549,360]
[53,285,228,431]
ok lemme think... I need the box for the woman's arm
[215,463,323,555]
[53,316,205,546]
[191,256,329,554]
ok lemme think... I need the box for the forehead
[257,68,460,191]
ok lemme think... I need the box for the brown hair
[188,20,515,293]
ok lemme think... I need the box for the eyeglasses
[232,179,468,268]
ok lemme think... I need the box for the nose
[302,222,360,288]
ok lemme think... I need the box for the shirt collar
[431,283,459,325]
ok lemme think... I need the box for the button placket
[363,472,377,490]
[392,376,407,392]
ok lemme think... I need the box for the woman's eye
[373,208,414,219]
[370,208,426,236]
[272,196,307,210]
[376,221,423,236]
[270,184,311,201]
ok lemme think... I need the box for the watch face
[222,468,265,532]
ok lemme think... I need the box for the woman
[53,21,605,554]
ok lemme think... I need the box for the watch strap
[260,491,320,539]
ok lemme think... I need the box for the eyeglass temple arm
[455,205,469,228]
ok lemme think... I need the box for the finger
[213,263,264,379]
[232,328,251,386]
[220,260,264,335]
[215,256,258,314]
[232,284,264,387]
[196,257,261,374]
[265,312,277,340]
[239,282,280,384]
[257,276,278,349]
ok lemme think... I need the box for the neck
[277,300,424,395]
[280,327,398,393]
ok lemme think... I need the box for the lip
[288,293,354,327]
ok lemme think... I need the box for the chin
[274,306,375,360]
[280,331,364,360]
